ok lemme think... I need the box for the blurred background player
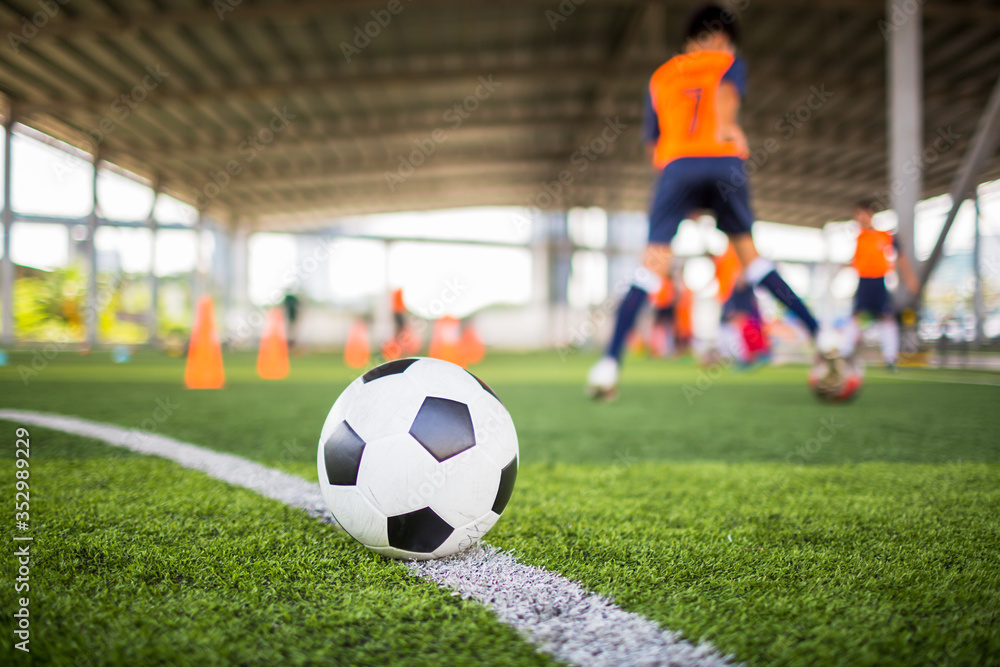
[587,4,819,399]
[674,270,694,357]
[282,291,300,350]
[710,242,771,367]
[649,271,676,358]
[721,279,771,368]
[838,200,919,369]
[391,287,407,340]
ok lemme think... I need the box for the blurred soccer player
[391,287,407,338]
[838,201,918,369]
[711,242,770,367]
[282,291,300,349]
[588,4,819,399]
[674,274,694,356]
[649,273,676,357]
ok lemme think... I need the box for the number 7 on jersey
[683,87,703,135]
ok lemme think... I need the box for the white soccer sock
[632,267,664,295]
[719,322,748,362]
[881,318,900,364]
[744,257,775,286]
[840,318,860,357]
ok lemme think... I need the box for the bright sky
[2,126,998,315]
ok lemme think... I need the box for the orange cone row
[184,297,487,389]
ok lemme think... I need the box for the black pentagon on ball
[492,456,518,514]
[387,507,454,553]
[409,397,476,462]
[362,358,418,383]
[322,420,366,486]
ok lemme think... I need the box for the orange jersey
[391,288,406,313]
[853,229,895,278]
[648,51,746,169]
[675,287,694,339]
[713,244,742,303]
[651,278,676,309]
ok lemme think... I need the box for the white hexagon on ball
[317,357,519,560]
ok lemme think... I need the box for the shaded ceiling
[1,0,999,230]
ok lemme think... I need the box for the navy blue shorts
[648,156,755,244]
[653,304,675,322]
[722,284,760,322]
[854,277,891,317]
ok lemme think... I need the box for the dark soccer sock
[759,270,819,337]
[607,285,648,362]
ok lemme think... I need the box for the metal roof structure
[1,0,999,230]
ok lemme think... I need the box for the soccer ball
[808,354,863,402]
[317,357,518,560]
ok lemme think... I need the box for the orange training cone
[184,295,225,389]
[344,319,370,369]
[429,316,463,366]
[257,307,290,379]
[458,324,485,366]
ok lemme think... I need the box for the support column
[371,239,393,345]
[973,192,984,344]
[916,72,1000,295]
[548,211,572,347]
[146,182,160,344]
[230,223,249,319]
[192,210,204,303]
[85,151,100,346]
[887,0,922,306]
[1,109,14,345]
[529,209,551,346]
[820,224,836,336]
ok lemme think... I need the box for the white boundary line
[0,409,733,667]
[868,372,1000,387]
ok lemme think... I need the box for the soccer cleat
[586,356,620,401]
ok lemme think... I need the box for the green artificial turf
[494,462,1000,666]
[0,427,553,666]
[1,350,999,665]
